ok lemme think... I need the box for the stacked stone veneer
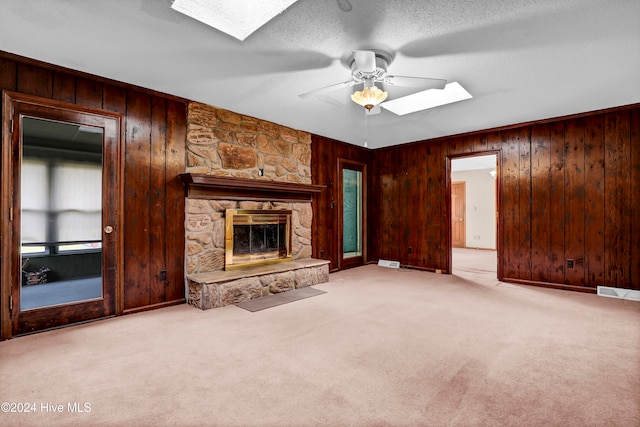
[188,259,330,310]
[184,102,327,309]
[186,102,312,183]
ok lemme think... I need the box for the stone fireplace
[181,103,329,310]
[181,174,329,310]
[225,209,292,270]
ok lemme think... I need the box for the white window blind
[52,162,102,242]
[21,160,48,249]
[21,159,102,253]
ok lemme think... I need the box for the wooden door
[1,93,123,339]
[452,182,466,248]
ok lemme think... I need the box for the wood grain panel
[615,112,632,288]
[0,57,17,90]
[52,72,76,103]
[410,143,426,266]
[548,121,566,283]
[149,96,168,304]
[436,142,449,270]
[501,129,520,278]
[426,142,444,268]
[76,77,103,109]
[475,134,489,152]
[518,127,532,280]
[124,90,152,310]
[102,84,127,114]
[366,147,380,263]
[530,124,551,282]
[400,145,413,264]
[311,135,335,269]
[604,110,632,288]
[486,131,502,151]
[584,115,605,287]
[447,136,465,156]
[630,108,640,290]
[165,100,186,302]
[16,63,52,98]
[462,135,475,153]
[380,150,404,261]
[564,118,586,286]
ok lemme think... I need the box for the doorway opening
[450,153,498,276]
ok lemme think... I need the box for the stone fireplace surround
[182,174,329,310]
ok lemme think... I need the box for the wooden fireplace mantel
[180,173,325,202]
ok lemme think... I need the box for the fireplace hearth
[225,209,292,270]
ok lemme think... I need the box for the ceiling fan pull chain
[364,111,370,148]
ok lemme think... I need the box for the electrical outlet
[567,259,574,269]
[160,270,167,281]
[408,247,412,254]
[320,250,325,258]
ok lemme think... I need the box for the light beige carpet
[1,261,639,427]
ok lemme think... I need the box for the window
[21,158,102,255]
[20,159,48,254]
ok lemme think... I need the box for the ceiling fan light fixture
[351,83,388,111]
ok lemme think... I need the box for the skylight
[381,82,472,116]
[171,0,299,41]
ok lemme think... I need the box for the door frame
[451,181,466,248]
[1,92,124,339]
[446,150,501,277]
[337,158,367,270]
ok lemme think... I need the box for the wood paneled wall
[0,51,187,312]
[311,135,369,272]
[368,105,640,291]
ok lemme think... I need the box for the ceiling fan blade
[298,80,356,99]
[384,75,447,90]
[353,50,376,73]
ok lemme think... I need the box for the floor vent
[378,259,400,269]
[597,286,640,301]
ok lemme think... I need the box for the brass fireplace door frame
[224,209,292,270]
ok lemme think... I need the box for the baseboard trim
[123,299,186,315]
[501,278,596,294]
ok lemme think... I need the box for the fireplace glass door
[225,210,292,270]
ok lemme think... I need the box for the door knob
[104,225,113,234]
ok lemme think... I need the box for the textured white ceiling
[0,0,638,149]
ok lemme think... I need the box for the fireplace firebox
[225,209,292,270]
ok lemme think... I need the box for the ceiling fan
[299,49,447,114]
